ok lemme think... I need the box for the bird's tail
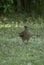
[19,33,23,37]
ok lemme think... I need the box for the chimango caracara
[19,26,32,42]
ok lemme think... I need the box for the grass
[0,22,44,65]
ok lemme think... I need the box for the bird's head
[24,26,29,30]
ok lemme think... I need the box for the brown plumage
[19,26,32,42]
[19,26,40,43]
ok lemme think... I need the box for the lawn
[0,22,44,65]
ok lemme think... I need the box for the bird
[19,26,32,42]
[19,26,40,43]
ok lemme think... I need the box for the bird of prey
[19,26,32,42]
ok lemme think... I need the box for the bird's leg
[22,39,25,43]
[27,40,29,44]
[24,40,28,44]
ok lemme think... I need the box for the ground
[0,22,44,65]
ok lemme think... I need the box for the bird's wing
[19,31,24,37]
